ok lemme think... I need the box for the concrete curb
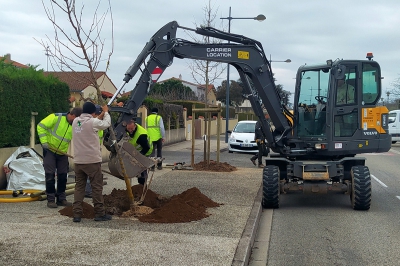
[220,147,229,152]
[231,184,263,266]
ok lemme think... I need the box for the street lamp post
[221,7,266,143]
[269,54,291,66]
[387,91,391,104]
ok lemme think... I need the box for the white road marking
[390,148,400,155]
[396,196,400,200]
[371,174,387,188]
[362,152,394,156]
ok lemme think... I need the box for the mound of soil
[59,201,94,219]
[193,160,237,172]
[59,185,221,223]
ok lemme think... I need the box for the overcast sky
[1,0,399,102]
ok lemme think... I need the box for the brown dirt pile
[139,187,221,223]
[59,201,94,218]
[59,185,221,223]
[193,160,237,172]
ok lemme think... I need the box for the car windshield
[389,113,396,123]
[233,123,255,133]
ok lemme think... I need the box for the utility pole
[44,46,51,71]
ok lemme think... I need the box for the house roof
[101,91,114,98]
[120,76,216,98]
[158,77,199,87]
[0,55,28,68]
[198,84,216,93]
[43,71,112,92]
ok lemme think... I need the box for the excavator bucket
[108,141,155,180]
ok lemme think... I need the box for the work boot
[47,201,58,208]
[57,200,72,207]
[250,158,256,166]
[73,217,81,223]
[94,214,112,221]
[157,165,163,170]
[258,164,265,168]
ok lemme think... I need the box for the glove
[42,143,49,150]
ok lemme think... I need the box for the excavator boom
[105,21,292,154]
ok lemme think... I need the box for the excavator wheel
[350,165,371,210]
[262,165,280,209]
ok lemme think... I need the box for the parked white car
[228,120,258,153]
[388,110,400,144]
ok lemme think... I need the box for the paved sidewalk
[0,136,263,266]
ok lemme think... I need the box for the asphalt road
[250,146,400,266]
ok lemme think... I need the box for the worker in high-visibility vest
[126,120,153,185]
[37,107,83,208]
[145,107,165,170]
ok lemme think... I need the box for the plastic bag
[3,146,45,191]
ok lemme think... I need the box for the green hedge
[0,61,70,148]
[237,112,257,121]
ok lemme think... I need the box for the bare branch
[186,0,226,107]
[36,0,114,104]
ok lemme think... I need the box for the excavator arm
[103,21,391,211]
[104,21,293,154]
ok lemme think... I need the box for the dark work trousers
[138,169,148,185]
[85,178,92,196]
[250,142,264,165]
[73,163,105,218]
[85,173,103,196]
[150,138,163,167]
[43,149,69,202]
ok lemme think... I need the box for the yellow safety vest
[146,114,162,141]
[37,113,72,154]
[128,124,153,156]
[98,130,104,144]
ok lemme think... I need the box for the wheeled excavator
[103,21,391,210]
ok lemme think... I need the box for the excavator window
[362,63,380,104]
[336,74,356,105]
[334,66,358,137]
[297,69,329,137]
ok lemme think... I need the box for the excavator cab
[288,56,390,158]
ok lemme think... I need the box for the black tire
[392,141,397,144]
[350,166,371,210]
[262,165,280,208]
[228,150,233,153]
